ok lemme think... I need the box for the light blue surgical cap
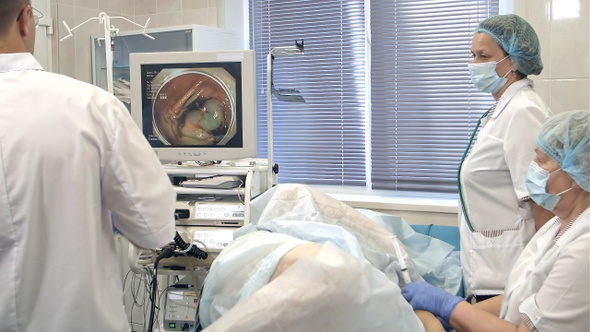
[475,14,543,76]
[537,110,590,192]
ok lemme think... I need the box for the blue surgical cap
[537,110,590,192]
[475,14,543,76]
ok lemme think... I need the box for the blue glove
[401,281,464,323]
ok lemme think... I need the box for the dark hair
[0,0,29,36]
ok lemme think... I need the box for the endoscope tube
[174,231,208,260]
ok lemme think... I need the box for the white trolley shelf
[163,159,271,225]
[128,159,272,274]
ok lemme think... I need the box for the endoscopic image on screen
[148,67,237,146]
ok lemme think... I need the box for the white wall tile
[182,0,209,10]
[156,12,180,28]
[182,8,210,26]
[550,0,590,79]
[121,0,134,16]
[55,0,74,6]
[550,78,590,113]
[134,0,157,16]
[99,0,122,14]
[518,0,590,117]
[531,79,552,107]
[157,0,182,13]
[525,0,552,79]
[208,6,218,27]
[74,0,98,10]
[56,4,76,77]
[215,0,224,28]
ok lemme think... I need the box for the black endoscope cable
[174,231,208,260]
[147,244,175,332]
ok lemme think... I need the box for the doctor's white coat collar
[492,78,534,119]
[0,52,43,73]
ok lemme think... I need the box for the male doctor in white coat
[0,1,177,331]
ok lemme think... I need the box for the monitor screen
[129,50,257,163]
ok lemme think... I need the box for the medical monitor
[130,50,257,163]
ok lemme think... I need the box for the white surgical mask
[525,161,573,211]
[467,55,511,94]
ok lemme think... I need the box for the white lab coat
[500,209,589,331]
[0,53,176,332]
[459,79,552,297]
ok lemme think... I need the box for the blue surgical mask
[525,161,572,211]
[468,55,511,94]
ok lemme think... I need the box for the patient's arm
[472,295,503,317]
[415,310,445,332]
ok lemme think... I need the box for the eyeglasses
[16,5,44,28]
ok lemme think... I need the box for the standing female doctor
[458,14,553,302]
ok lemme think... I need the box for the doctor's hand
[401,281,464,324]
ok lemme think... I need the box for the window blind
[370,0,498,193]
[250,0,367,186]
[250,0,498,193]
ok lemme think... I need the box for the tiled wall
[515,0,590,113]
[49,0,221,83]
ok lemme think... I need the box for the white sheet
[199,184,461,330]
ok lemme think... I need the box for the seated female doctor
[402,110,589,332]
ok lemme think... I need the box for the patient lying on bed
[196,184,460,332]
